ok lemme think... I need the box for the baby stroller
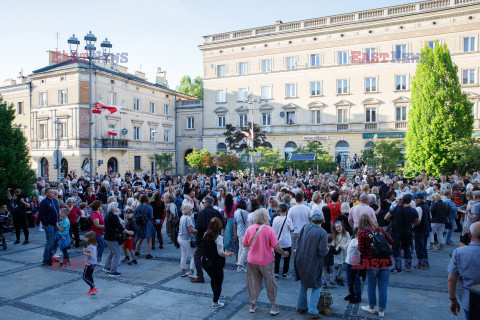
[0,214,13,250]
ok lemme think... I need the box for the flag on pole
[92,109,102,114]
[95,102,118,114]
[107,130,117,136]
[242,131,252,139]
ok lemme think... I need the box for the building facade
[1,60,194,181]
[199,0,480,165]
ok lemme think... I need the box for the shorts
[123,238,134,250]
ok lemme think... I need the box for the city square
[1,0,480,319]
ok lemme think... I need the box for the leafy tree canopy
[176,76,203,99]
[292,142,337,173]
[223,123,266,152]
[254,147,285,173]
[362,140,405,173]
[154,153,174,174]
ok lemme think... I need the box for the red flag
[95,102,118,114]
[107,130,117,136]
[242,131,252,139]
[92,109,102,114]
[94,102,103,109]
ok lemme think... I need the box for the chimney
[117,65,128,74]
[134,71,146,80]
[155,67,167,86]
[276,20,283,25]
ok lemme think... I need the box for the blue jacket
[38,197,59,226]
[443,198,458,219]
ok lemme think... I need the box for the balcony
[395,122,408,129]
[337,124,349,131]
[101,138,129,149]
[365,123,378,130]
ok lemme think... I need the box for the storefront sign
[362,132,406,139]
[303,135,328,141]
[473,131,480,137]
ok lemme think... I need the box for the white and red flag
[107,129,117,136]
[95,102,118,114]
[242,129,253,139]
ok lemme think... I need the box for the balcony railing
[337,124,349,131]
[395,122,408,129]
[101,138,129,149]
[365,123,378,130]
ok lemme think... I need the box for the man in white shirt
[288,192,311,257]
[348,193,377,229]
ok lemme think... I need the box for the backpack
[368,228,392,259]
[135,206,148,226]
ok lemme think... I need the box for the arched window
[107,157,118,173]
[363,141,375,150]
[60,158,68,178]
[184,149,193,165]
[335,140,350,166]
[284,141,297,160]
[217,143,227,154]
[261,142,273,149]
[40,158,49,178]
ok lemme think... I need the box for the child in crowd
[332,221,351,286]
[344,228,362,303]
[55,208,71,266]
[323,234,340,288]
[122,209,138,265]
[81,231,98,295]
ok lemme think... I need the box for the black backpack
[369,228,392,259]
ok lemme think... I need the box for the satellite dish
[279,111,285,118]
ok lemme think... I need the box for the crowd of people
[2,167,480,319]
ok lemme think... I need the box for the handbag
[190,234,197,248]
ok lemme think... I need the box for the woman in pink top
[242,208,289,316]
[223,193,236,251]
[89,200,105,265]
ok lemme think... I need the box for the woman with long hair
[223,193,236,251]
[151,192,165,250]
[202,217,234,308]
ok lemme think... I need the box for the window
[285,83,296,98]
[365,108,377,123]
[164,104,170,116]
[261,59,271,73]
[216,90,226,103]
[150,102,156,114]
[286,57,296,70]
[337,109,348,123]
[310,82,322,96]
[365,48,376,62]
[149,128,156,141]
[239,62,247,75]
[338,51,348,65]
[337,79,348,94]
[164,129,170,142]
[237,88,248,102]
[464,36,476,52]
[58,89,67,105]
[365,77,377,93]
[395,75,407,91]
[217,115,226,128]
[239,114,248,127]
[110,92,117,105]
[134,156,141,171]
[310,54,321,67]
[108,124,117,138]
[286,111,296,125]
[39,124,47,139]
[17,102,23,114]
[39,92,47,107]
[427,41,436,49]
[187,117,195,129]
[134,98,140,111]
[261,85,272,100]
[262,112,271,126]
[396,106,407,121]
[217,65,226,77]
[463,69,476,84]
[395,45,407,60]
[133,126,141,140]
[58,122,66,138]
[311,110,321,124]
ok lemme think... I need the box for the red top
[358,225,394,269]
[84,194,96,205]
[66,205,81,225]
[328,203,342,222]
[339,178,346,187]
[90,211,104,236]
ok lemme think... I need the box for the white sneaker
[212,301,225,308]
[188,274,196,278]
[52,253,61,259]
[361,305,377,314]
[39,228,44,232]
[379,310,385,318]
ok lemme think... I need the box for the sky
[0,0,414,89]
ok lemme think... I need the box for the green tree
[215,152,245,173]
[405,42,474,176]
[292,142,337,173]
[0,97,36,203]
[176,76,203,99]
[185,148,213,174]
[254,147,285,173]
[154,153,173,174]
[362,140,405,173]
[447,137,480,175]
[223,123,266,152]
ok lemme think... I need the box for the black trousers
[153,222,163,247]
[169,221,179,247]
[70,223,80,248]
[13,215,29,242]
[83,264,95,289]
[274,247,291,275]
[193,244,204,278]
[204,265,224,303]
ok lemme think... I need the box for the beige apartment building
[0,57,194,181]
[199,0,480,165]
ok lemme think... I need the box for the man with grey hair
[349,193,377,229]
[447,222,480,320]
[191,196,225,283]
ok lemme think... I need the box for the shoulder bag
[247,225,265,248]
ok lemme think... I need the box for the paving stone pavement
[0,227,467,320]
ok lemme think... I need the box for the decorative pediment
[334,100,352,107]
[467,92,480,99]
[282,103,299,109]
[393,96,410,104]
[308,101,326,108]
[214,106,228,113]
[362,98,382,105]
[259,103,274,111]
[236,105,249,113]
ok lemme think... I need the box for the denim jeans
[297,282,322,314]
[445,218,456,244]
[414,232,429,267]
[104,240,121,273]
[366,268,390,310]
[392,238,412,271]
[345,263,362,297]
[96,235,105,264]
[465,309,469,320]
[43,225,57,262]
